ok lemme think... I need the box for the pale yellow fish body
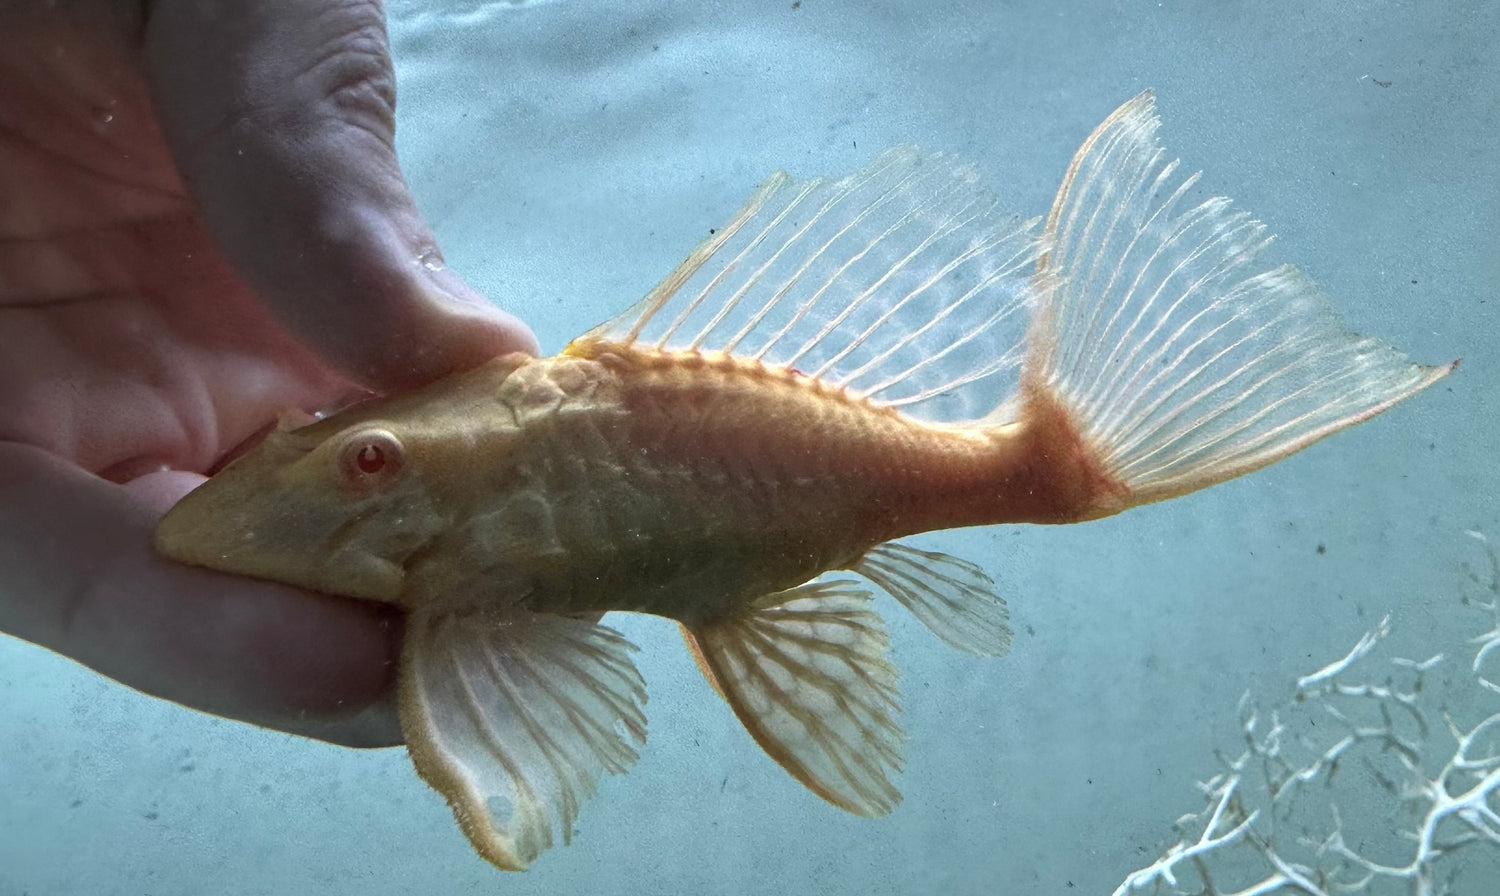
[407,338,1109,620]
[153,93,1452,871]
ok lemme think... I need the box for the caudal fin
[1021,91,1453,514]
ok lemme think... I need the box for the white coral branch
[1111,538,1500,895]
[1295,615,1390,691]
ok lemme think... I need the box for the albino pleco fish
[154,93,1452,870]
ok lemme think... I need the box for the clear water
[4,1,1497,893]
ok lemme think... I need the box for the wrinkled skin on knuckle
[141,0,399,167]
[245,0,401,155]
[309,2,399,143]
[242,2,400,155]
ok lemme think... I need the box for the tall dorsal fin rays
[687,580,904,816]
[579,148,1046,423]
[398,608,648,871]
[1024,91,1455,508]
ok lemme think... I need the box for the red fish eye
[336,427,404,488]
[356,444,385,473]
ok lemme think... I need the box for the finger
[0,442,403,747]
[141,0,537,391]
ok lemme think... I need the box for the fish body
[430,341,1106,621]
[153,93,1452,870]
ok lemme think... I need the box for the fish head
[154,404,458,602]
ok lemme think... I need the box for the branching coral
[1113,537,1500,895]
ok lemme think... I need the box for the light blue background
[4,1,1496,893]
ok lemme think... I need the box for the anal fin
[399,608,648,871]
[691,580,904,817]
[854,541,1013,657]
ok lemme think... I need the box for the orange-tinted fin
[690,580,904,816]
[680,622,726,700]
[1021,91,1453,512]
[576,146,1044,423]
[398,608,648,871]
[853,541,1012,657]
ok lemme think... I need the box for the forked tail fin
[1020,91,1453,516]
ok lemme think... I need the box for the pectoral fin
[399,608,648,871]
[689,580,903,816]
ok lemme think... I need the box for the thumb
[0,443,403,747]
[142,0,536,390]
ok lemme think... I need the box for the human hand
[0,0,536,746]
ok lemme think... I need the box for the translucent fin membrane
[583,148,1045,423]
[855,542,1012,657]
[399,609,648,871]
[692,580,904,816]
[1027,91,1453,504]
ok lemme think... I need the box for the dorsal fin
[577,148,1046,422]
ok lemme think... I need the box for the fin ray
[581,148,1046,422]
[691,580,903,816]
[854,542,1013,657]
[399,609,647,870]
[680,622,727,700]
[1027,91,1453,504]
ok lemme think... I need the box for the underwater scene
[2,0,1497,893]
